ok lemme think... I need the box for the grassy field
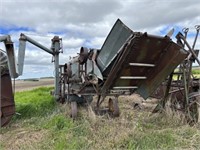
[173,67,200,79]
[1,87,200,150]
[192,68,200,78]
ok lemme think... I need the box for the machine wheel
[1,73,15,127]
[70,101,77,119]
[108,98,120,117]
[188,92,200,124]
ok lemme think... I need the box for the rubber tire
[70,101,78,119]
[108,98,120,117]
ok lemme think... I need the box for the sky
[0,0,200,79]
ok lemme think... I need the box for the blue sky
[0,26,34,34]
[0,0,200,79]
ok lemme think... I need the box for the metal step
[120,76,147,79]
[113,86,138,89]
[129,63,155,67]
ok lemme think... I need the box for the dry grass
[0,128,48,150]
[1,87,200,150]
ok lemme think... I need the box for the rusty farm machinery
[0,34,62,126]
[0,19,199,127]
[152,25,200,123]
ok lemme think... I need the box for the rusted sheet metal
[1,72,15,127]
[101,34,137,94]
[100,31,188,99]
[137,43,188,99]
[0,50,15,127]
[151,78,200,100]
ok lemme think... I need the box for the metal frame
[18,34,62,100]
[56,20,194,118]
[153,25,200,123]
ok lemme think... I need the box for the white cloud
[0,0,200,78]
[62,37,85,48]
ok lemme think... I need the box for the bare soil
[13,78,54,92]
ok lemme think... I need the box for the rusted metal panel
[100,32,188,99]
[137,44,188,99]
[1,72,15,127]
[0,50,15,127]
[100,34,137,94]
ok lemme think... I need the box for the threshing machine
[58,20,199,120]
[0,19,199,127]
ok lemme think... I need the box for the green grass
[13,87,56,120]
[174,68,200,75]
[172,67,200,80]
[1,87,200,150]
[192,68,200,75]
[121,130,176,149]
[191,68,200,78]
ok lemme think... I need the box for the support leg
[152,73,173,113]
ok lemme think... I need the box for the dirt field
[13,78,54,92]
